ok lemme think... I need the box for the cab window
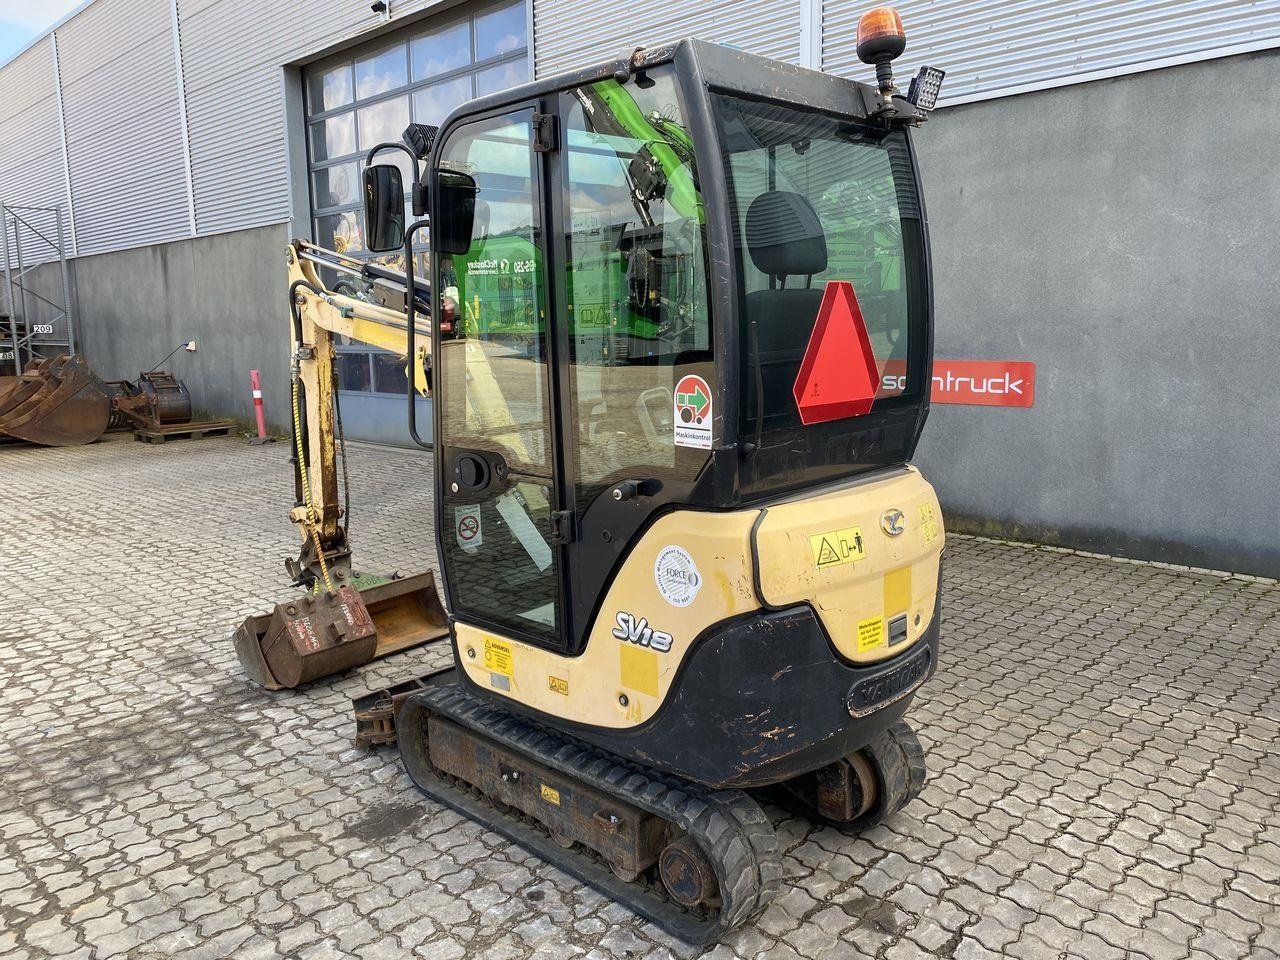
[560,70,713,513]
[714,94,926,434]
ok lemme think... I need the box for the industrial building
[1,0,1278,575]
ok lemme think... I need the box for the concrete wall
[72,223,291,428]
[913,49,1280,576]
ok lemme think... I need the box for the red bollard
[249,369,273,444]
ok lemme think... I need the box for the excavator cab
[363,39,936,659]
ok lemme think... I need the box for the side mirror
[434,170,479,256]
[363,164,405,252]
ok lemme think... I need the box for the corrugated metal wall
[176,0,445,234]
[822,0,1280,104]
[1,0,1278,260]
[533,0,803,76]
[57,0,191,256]
[0,39,66,265]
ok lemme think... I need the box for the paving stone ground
[1,435,1277,960]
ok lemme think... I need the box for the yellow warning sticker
[548,675,569,696]
[540,784,561,805]
[809,526,866,568]
[918,503,939,545]
[857,616,886,652]
[483,636,513,677]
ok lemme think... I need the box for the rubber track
[852,720,927,828]
[768,719,927,832]
[401,683,781,944]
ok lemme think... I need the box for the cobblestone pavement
[1,436,1278,960]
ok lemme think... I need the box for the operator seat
[743,191,828,414]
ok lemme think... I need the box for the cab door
[433,105,566,649]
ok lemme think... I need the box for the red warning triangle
[792,281,880,425]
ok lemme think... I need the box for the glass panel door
[436,109,562,646]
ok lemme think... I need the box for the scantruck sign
[880,360,1037,407]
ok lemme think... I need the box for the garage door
[303,0,531,446]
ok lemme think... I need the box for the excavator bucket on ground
[0,354,111,446]
[231,570,450,690]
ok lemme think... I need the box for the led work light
[907,65,946,111]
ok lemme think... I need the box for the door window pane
[413,75,472,126]
[441,116,547,472]
[373,354,409,394]
[412,21,471,80]
[337,352,372,391]
[475,61,523,97]
[439,111,558,644]
[474,3,526,58]
[562,73,712,503]
[310,115,356,162]
[312,162,360,209]
[308,64,353,112]
[355,43,408,99]
[315,212,363,255]
[358,95,410,150]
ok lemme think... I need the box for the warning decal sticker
[857,616,886,652]
[918,503,939,544]
[673,374,713,449]
[455,504,482,552]
[809,526,866,569]
[483,636,513,677]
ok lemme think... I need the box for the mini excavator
[235,10,947,942]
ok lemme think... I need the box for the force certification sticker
[654,545,702,607]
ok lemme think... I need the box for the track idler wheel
[659,834,721,909]
[776,720,926,831]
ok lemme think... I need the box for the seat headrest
[745,191,828,279]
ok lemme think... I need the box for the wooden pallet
[133,419,237,444]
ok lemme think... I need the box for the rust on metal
[259,585,377,688]
[0,355,110,446]
[107,371,193,430]
[658,834,720,908]
[233,570,450,689]
[426,714,669,881]
[352,668,455,748]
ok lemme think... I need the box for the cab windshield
[713,94,927,435]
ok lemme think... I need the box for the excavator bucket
[232,570,450,690]
[0,354,111,446]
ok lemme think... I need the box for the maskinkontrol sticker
[654,545,702,607]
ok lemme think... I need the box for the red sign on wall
[929,360,1036,407]
[880,360,1036,407]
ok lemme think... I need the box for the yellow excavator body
[234,23,950,945]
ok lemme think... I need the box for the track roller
[397,681,781,945]
[774,720,926,831]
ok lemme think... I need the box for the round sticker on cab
[655,545,702,607]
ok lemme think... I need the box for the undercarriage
[393,676,925,944]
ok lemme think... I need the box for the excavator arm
[284,240,432,586]
[230,240,446,691]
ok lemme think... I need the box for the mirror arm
[365,141,421,184]
[402,218,432,451]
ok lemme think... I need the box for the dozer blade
[0,355,111,446]
[232,570,450,689]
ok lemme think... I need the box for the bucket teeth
[0,354,110,446]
